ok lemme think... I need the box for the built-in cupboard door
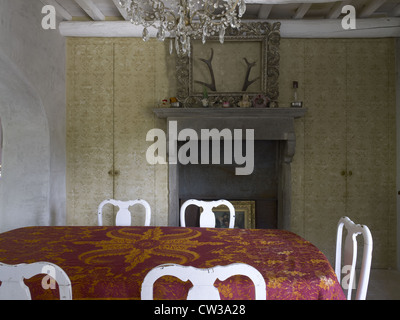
[345,40,396,269]
[66,40,114,225]
[301,39,396,269]
[67,39,170,226]
[303,40,348,260]
[112,41,159,226]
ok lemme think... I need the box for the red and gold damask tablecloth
[0,226,345,300]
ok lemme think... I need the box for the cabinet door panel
[346,40,395,268]
[303,40,347,259]
[113,42,157,226]
[66,42,114,225]
[67,39,170,227]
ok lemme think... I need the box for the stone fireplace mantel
[153,107,306,119]
[153,107,306,229]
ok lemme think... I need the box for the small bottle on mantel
[291,81,303,108]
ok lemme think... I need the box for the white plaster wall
[0,0,66,231]
[0,119,2,173]
[0,49,50,231]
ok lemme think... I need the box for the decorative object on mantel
[238,94,251,108]
[201,87,209,107]
[269,101,278,108]
[170,97,180,108]
[175,22,281,108]
[118,0,246,56]
[291,81,303,108]
[161,99,169,107]
[252,94,269,108]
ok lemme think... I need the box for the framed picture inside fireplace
[213,201,255,229]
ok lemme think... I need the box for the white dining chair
[180,199,235,228]
[0,262,72,300]
[335,216,373,300]
[141,263,266,300]
[98,199,151,226]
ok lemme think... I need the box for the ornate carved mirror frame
[176,22,281,108]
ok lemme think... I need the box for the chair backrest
[335,216,373,300]
[0,262,72,300]
[141,263,266,300]
[180,199,235,228]
[98,198,151,226]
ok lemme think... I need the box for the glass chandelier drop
[118,0,246,56]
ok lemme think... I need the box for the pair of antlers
[194,48,260,92]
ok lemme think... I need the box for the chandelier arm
[201,0,241,16]
[165,11,179,27]
[122,0,244,55]
[190,0,241,26]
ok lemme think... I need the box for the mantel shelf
[153,107,306,119]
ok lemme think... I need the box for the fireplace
[153,107,306,230]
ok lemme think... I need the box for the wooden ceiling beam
[293,3,312,19]
[74,0,105,21]
[258,4,273,19]
[59,17,400,38]
[111,0,128,20]
[390,3,400,17]
[358,0,387,18]
[326,0,353,19]
[245,0,336,4]
[39,0,72,20]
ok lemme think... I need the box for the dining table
[0,226,345,300]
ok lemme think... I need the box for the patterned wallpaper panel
[281,39,396,268]
[67,37,396,268]
[67,38,170,227]
[66,40,115,226]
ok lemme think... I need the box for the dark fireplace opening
[178,140,279,229]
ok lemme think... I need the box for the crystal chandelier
[118,0,246,56]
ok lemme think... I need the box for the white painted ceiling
[41,0,400,38]
[43,0,400,21]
